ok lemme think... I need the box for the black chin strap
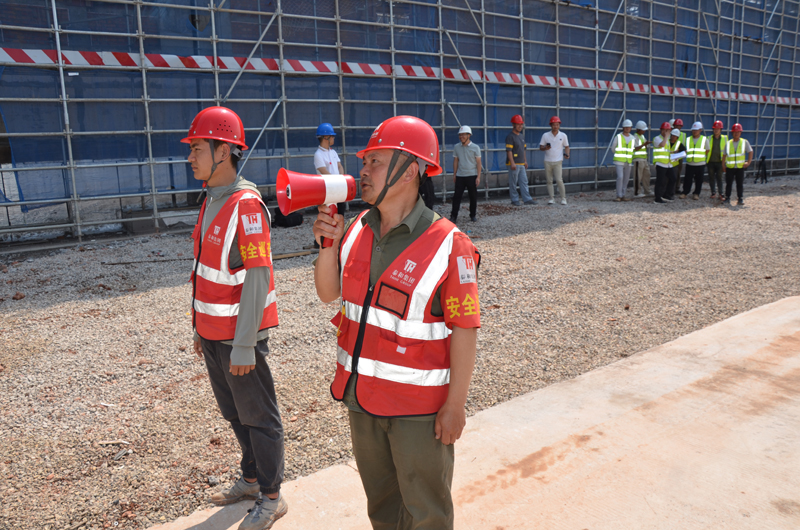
[371,150,417,209]
[208,139,221,180]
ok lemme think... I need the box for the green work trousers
[348,410,455,530]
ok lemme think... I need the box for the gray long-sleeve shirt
[195,176,272,366]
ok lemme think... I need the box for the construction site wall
[1,0,799,241]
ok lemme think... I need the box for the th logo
[404,259,417,273]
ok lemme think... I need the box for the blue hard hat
[316,123,336,137]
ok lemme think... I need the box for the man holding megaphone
[184,107,288,530]
[312,116,481,530]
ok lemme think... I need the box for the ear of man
[210,140,240,170]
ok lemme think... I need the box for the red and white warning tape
[1,47,798,106]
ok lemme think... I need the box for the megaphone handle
[320,204,337,249]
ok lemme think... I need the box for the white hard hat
[670,128,681,137]
[635,121,647,130]
[458,125,472,135]
[669,119,676,127]
[622,119,633,128]
[691,121,703,131]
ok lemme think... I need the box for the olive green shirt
[339,198,442,418]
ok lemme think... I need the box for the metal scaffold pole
[134,0,159,232]
[50,0,83,241]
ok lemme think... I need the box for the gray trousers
[201,337,285,494]
[615,163,632,198]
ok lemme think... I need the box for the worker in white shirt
[538,116,570,205]
[315,123,344,176]
[312,122,346,248]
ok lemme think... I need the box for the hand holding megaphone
[276,168,357,248]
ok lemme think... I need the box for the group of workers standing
[611,118,754,205]
[314,114,756,225]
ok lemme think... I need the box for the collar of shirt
[362,196,427,239]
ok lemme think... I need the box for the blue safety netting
[1,0,799,212]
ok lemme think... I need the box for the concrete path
[150,296,800,530]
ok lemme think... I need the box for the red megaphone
[276,168,358,247]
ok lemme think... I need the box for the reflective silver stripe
[220,191,262,277]
[343,301,451,341]
[339,345,449,387]
[194,299,240,318]
[339,212,368,285]
[407,227,458,321]
[195,289,277,318]
[195,261,247,285]
[337,345,353,372]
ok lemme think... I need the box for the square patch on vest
[375,283,409,318]
[457,256,477,284]
[241,213,263,235]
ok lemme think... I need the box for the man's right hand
[193,339,203,358]
[313,204,345,248]
[510,163,517,170]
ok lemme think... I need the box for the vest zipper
[347,283,375,387]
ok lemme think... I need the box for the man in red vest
[184,107,287,530]
[312,116,481,529]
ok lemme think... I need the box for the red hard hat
[731,123,743,132]
[181,106,248,150]
[510,114,524,124]
[713,120,724,129]
[660,122,672,130]
[674,118,684,127]
[549,116,561,124]
[357,116,442,176]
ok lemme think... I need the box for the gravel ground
[1,177,799,530]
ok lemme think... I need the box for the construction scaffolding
[1,0,799,242]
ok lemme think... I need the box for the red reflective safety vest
[330,211,473,417]
[191,189,278,341]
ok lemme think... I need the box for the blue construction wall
[1,0,799,209]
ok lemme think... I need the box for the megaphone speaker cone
[276,168,357,215]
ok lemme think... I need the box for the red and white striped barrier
[2,47,799,106]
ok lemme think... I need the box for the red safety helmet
[674,118,684,127]
[549,116,561,124]
[731,123,743,132]
[357,116,442,176]
[712,120,724,129]
[660,122,672,130]
[181,106,248,150]
[510,114,524,124]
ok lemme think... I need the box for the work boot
[692,194,699,200]
[737,198,744,206]
[679,194,687,199]
[523,199,538,205]
[470,215,477,222]
[239,494,288,530]
[210,477,260,506]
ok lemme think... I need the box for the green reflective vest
[725,139,747,168]
[705,134,728,163]
[668,139,685,167]
[633,133,648,161]
[652,137,677,166]
[613,134,634,164]
[686,135,709,164]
